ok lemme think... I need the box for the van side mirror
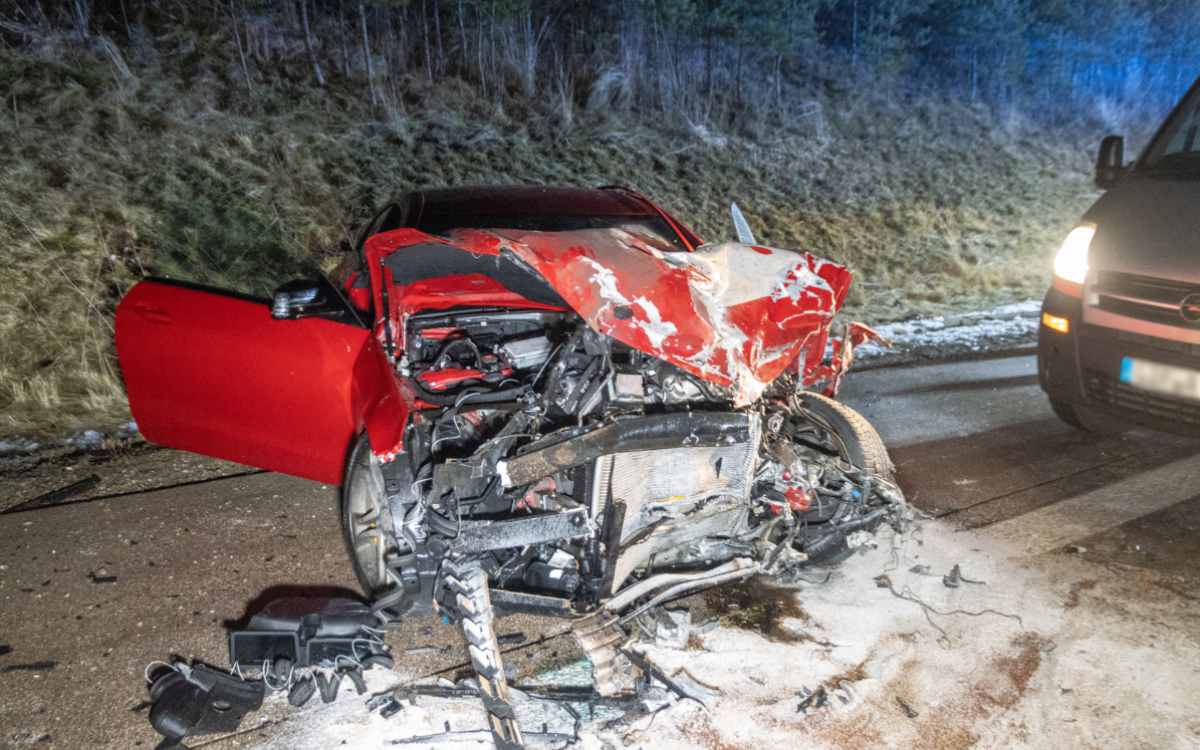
[1095,135,1126,190]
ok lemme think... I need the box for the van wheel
[1049,398,1129,435]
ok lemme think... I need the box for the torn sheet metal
[502,229,852,405]
[365,226,854,405]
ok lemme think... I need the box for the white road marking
[980,453,1200,556]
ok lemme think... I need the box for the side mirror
[271,278,335,320]
[1095,135,1126,190]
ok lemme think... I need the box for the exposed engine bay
[117,198,906,750]
[354,307,901,614]
[340,301,904,747]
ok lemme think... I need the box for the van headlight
[1052,225,1095,285]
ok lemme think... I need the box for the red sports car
[115,185,900,748]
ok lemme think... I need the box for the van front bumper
[1038,286,1200,436]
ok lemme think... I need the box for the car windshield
[1141,80,1200,172]
[415,213,689,251]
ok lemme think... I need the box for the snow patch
[855,299,1041,360]
[248,518,1200,749]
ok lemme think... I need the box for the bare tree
[359,1,377,105]
[300,0,326,87]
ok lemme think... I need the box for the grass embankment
[0,32,1095,436]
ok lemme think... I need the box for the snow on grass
[243,517,1200,749]
[855,299,1041,361]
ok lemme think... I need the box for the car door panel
[116,279,378,484]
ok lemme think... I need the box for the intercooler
[591,415,762,589]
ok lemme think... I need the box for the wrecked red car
[115,186,902,748]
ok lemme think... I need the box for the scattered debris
[796,685,829,713]
[5,474,101,513]
[896,695,920,718]
[845,530,877,550]
[942,563,986,588]
[620,648,704,706]
[146,662,264,748]
[403,645,451,657]
[87,570,118,584]
[0,644,11,657]
[497,631,527,646]
[874,572,1022,646]
[379,698,405,719]
[665,668,722,704]
[1065,544,1088,555]
[908,564,932,575]
[654,609,691,650]
[943,565,961,588]
[1064,579,1098,609]
[227,596,393,709]
[1,660,56,673]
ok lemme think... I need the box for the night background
[1,4,1199,749]
[2,0,1197,434]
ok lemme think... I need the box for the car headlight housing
[1053,225,1095,285]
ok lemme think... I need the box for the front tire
[795,392,895,480]
[790,392,898,564]
[340,435,395,597]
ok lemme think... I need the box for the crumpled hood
[492,228,852,404]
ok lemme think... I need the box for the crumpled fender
[364,225,858,407]
[801,321,891,397]
[350,336,409,462]
[502,229,853,405]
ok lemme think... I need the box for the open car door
[115,279,395,484]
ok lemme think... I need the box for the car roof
[407,185,654,221]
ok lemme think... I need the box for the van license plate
[1119,357,1200,402]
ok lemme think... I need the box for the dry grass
[0,30,1095,437]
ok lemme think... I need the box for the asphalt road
[1,354,1198,748]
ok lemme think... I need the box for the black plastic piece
[315,671,343,704]
[229,597,388,669]
[147,665,264,748]
[345,667,368,695]
[287,677,316,707]
[523,561,580,594]
[380,698,405,719]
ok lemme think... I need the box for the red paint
[800,321,890,396]
[116,191,860,483]
[418,366,513,391]
[115,280,405,484]
[418,326,466,341]
[503,230,852,397]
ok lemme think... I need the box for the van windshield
[1141,82,1200,172]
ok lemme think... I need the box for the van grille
[1084,368,1200,426]
[1092,271,1200,329]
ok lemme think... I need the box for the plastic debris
[1,660,56,673]
[654,608,691,650]
[797,685,829,714]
